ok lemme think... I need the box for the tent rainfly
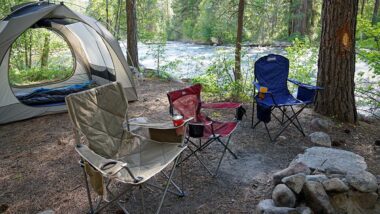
[0,1,138,124]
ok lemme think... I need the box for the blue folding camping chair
[251,54,322,141]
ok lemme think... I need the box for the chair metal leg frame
[213,135,233,177]
[178,137,211,164]
[251,120,274,142]
[251,105,307,142]
[214,137,238,159]
[159,167,185,197]
[290,106,305,134]
[81,155,184,214]
[179,133,238,177]
[271,107,287,126]
[81,162,94,213]
[272,105,307,141]
[156,155,181,214]
[281,107,286,124]
[182,144,215,176]
[94,184,133,214]
[264,122,274,142]
[198,135,238,159]
[139,185,146,214]
[276,107,302,132]
[276,105,306,136]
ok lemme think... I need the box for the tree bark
[106,0,109,30]
[361,0,366,15]
[288,0,312,36]
[234,0,245,82]
[24,36,29,68]
[115,0,122,39]
[315,0,358,123]
[28,32,32,68]
[40,34,50,68]
[126,0,139,69]
[372,0,379,25]
[288,0,293,36]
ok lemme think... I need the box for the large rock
[309,132,331,147]
[303,181,335,214]
[306,174,328,183]
[346,170,378,192]
[322,178,349,192]
[310,118,332,132]
[255,199,298,214]
[295,206,313,214]
[351,191,378,209]
[273,162,311,184]
[290,147,367,174]
[281,173,306,194]
[272,184,296,208]
[330,191,380,214]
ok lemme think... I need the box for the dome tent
[0,1,138,124]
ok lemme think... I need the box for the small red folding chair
[167,84,244,176]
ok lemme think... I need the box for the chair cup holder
[189,124,204,138]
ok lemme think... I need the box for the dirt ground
[1,79,379,213]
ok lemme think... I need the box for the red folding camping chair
[167,84,244,176]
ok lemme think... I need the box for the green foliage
[356,16,380,74]
[191,50,253,101]
[9,28,74,86]
[355,15,380,115]
[285,38,318,90]
[0,0,31,19]
[9,66,73,86]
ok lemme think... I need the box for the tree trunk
[372,0,379,25]
[115,0,122,39]
[234,0,244,82]
[270,0,279,37]
[24,36,29,68]
[361,0,366,15]
[106,0,109,30]
[40,34,50,68]
[288,0,312,36]
[28,32,32,68]
[288,0,293,36]
[126,0,139,69]
[315,0,358,123]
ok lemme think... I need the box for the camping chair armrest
[127,117,193,129]
[201,102,241,109]
[287,79,323,90]
[75,144,140,182]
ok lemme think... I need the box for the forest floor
[0,79,379,213]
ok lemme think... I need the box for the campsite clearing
[0,79,379,213]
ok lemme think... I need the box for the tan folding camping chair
[65,82,191,214]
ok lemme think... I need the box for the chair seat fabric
[196,114,238,138]
[203,120,238,138]
[76,131,186,185]
[255,93,310,107]
[117,137,186,184]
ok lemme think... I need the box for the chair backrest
[254,54,290,96]
[65,82,128,158]
[167,84,202,121]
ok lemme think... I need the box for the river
[123,41,371,82]
[121,41,378,115]
[122,41,286,79]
